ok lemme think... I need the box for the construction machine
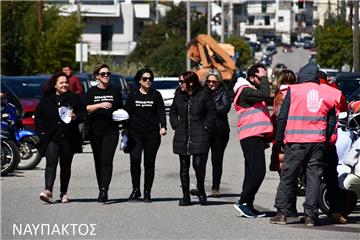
[186,34,237,84]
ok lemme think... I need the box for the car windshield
[2,77,47,99]
[152,80,179,90]
[336,73,360,101]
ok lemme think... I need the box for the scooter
[318,112,360,215]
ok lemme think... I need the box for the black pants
[129,135,161,191]
[239,137,266,206]
[179,154,207,195]
[207,133,229,190]
[275,143,325,218]
[323,144,342,213]
[90,133,119,191]
[44,141,74,193]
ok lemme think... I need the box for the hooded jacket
[275,63,337,144]
[233,76,271,108]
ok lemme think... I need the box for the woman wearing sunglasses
[191,69,231,198]
[170,71,216,206]
[85,63,123,203]
[124,68,167,202]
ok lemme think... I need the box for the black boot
[198,187,207,205]
[97,188,108,203]
[179,194,191,206]
[144,190,152,203]
[128,188,141,202]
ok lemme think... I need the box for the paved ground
[2,108,360,240]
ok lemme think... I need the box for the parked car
[151,77,179,111]
[303,40,314,49]
[336,72,360,101]
[282,44,293,53]
[264,45,277,56]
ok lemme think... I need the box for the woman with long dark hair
[35,72,85,203]
[170,71,216,206]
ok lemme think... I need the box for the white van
[152,77,179,111]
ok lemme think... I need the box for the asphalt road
[2,49,359,240]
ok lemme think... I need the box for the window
[264,16,270,25]
[278,16,284,22]
[248,16,255,25]
[101,25,113,51]
[298,0,304,9]
[261,1,267,13]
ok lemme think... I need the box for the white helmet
[112,109,129,121]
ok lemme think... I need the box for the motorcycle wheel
[17,136,42,170]
[318,182,330,214]
[1,139,21,176]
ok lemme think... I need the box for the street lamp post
[77,1,83,73]
[187,0,191,71]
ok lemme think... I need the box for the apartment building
[49,0,152,59]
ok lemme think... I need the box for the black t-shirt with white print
[86,84,123,135]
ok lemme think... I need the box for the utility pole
[77,1,83,73]
[186,0,191,71]
[155,0,159,24]
[37,0,43,31]
[353,0,359,71]
[221,0,224,43]
[207,0,211,35]
[228,0,233,37]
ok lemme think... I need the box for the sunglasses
[179,80,185,85]
[141,77,153,82]
[206,80,218,84]
[99,72,111,77]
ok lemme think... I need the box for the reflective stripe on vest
[234,85,273,140]
[284,82,335,143]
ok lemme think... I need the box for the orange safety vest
[284,82,336,144]
[234,85,273,140]
[320,82,342,144]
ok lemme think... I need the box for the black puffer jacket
[170,86,216,155]
[209,85,231,138]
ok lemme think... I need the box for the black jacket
[209,85,231,138]
[35,91,86,155]
[169,86,216,155]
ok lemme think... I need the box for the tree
[1,1,83,75]
[225,36,251,69]
[314,16,353,69]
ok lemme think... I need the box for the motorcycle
[2,98,41,171]
[1,109,21,176]
[318,112,360,215]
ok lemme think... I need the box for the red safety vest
[320,83,342,144]
[284,82,336,144]
[234,85,273,140]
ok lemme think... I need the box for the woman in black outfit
[170,71,216,206]
[204,69,231,197]
[124,68,167,202]
[36,72,85,203]
[86,64,123,203]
